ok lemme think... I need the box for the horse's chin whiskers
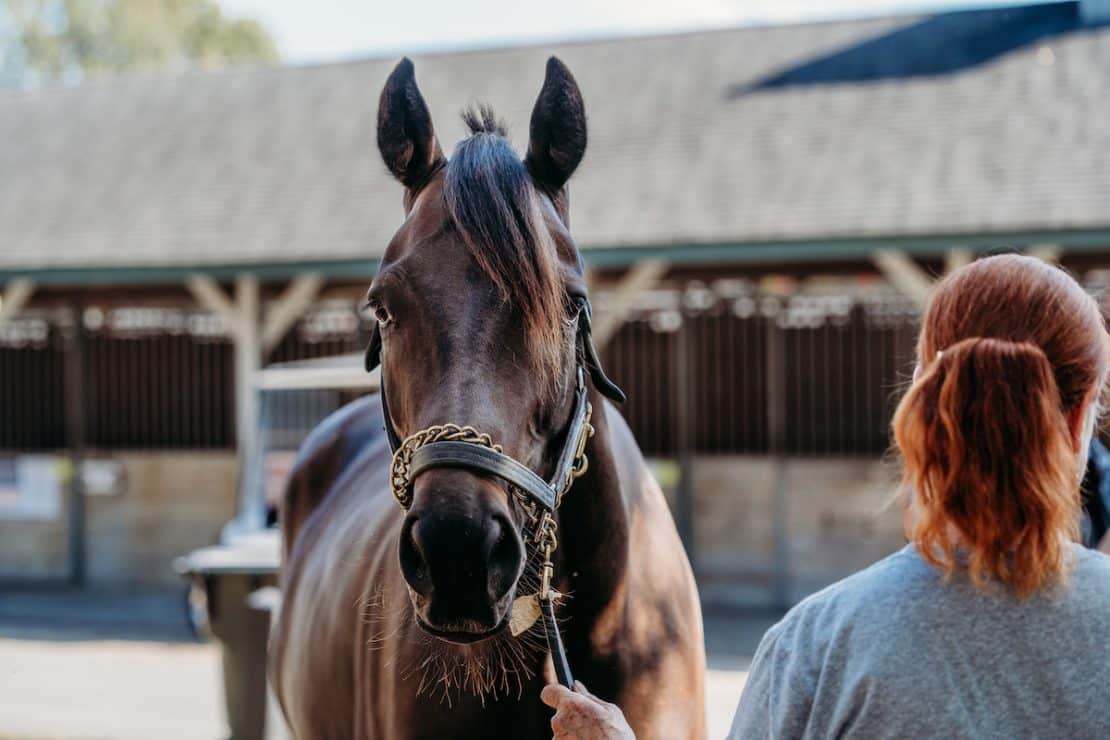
[393,565,548,704]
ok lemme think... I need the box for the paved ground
[0,637,224,740]
[0,590,778,739]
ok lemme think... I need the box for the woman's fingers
[542,682,637,740]
[541,683,575,709]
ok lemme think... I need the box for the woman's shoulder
[1074,542,1110,570]
[772,543,1110,643]
[1070,543,1110,595]
[770,546,935,640]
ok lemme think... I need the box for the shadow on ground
[0,587,198,643]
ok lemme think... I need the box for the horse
[270,56,706,740]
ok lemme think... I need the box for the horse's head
[366,57,601,644]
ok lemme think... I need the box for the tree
[1,0,278,87]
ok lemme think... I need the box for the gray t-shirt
[728,543,1110,739]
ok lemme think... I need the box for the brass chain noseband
[388,405,594,600]
[390,424,501,510]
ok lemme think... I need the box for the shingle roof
[1,1,1108,273]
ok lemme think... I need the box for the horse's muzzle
[398,476,525,640]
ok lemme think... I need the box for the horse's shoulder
[281,394,386,557]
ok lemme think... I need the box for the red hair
[893,255,1109,596]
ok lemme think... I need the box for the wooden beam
[261,273,325,355]
[0,278,35,325]
[185,274,242,335]
[945,247,973,274]
[1026,244,1062,263]
[591,259,669,348]
[871,249,935,309]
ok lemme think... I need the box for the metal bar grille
[600,282,921,458]
[0,287,922,456]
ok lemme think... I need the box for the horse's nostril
[399,507,523,607]
[487,513,523,600]
[399,515,432,596]
[490,526,510,562]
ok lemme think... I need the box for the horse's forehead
[380,172,579,279]
[380,192,454,272]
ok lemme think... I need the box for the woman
[542,255,1110,738]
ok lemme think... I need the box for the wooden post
[185,272,330,534]
[62,303,88,586]
[186,273,266,534]
[235,275,263,532]
[674,316,696,567]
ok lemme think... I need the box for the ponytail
[893,337,1080,597]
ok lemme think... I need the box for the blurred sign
[0,456,62,521]
[82,459,125,496]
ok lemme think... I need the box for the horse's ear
[525,57,587,194]
[377,57,445,189]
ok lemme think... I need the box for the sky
[220,0,1030,66]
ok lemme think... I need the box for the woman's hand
[540,681,635,740]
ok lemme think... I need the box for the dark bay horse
[270,56,706,739]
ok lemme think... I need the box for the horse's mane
[443,105,566,383]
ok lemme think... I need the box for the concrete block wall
[691,455,906,607]
[2,451,904,598]
[85,452,237,586]
[0,452,236,587]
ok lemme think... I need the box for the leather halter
[363,297,624,689]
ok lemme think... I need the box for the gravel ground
[0,594,774,740]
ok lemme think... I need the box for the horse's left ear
[525,57,587,194]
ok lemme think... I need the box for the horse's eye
[563,302,582,326]
[374,305,393,326]
[565,295,586,322]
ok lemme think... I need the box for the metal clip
[540,547,554,601]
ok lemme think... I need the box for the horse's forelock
[443,107,566,386]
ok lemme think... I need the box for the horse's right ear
[377,58,444,190]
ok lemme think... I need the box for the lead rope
[509,403,592,688]
[389,404,593,689]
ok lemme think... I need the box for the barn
[2,0,1109,605]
